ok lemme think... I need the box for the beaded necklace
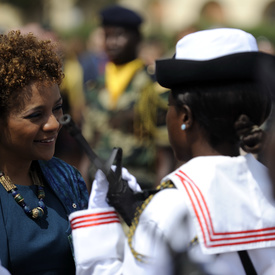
[0,163,46,219]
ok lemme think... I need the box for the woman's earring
[181,124,186,130]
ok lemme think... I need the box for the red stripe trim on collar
[176,170,275,248]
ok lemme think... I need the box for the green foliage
[1,0,43,9]
[58,22,97,41]
[245,23,275,45]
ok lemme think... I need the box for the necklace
[0,163,46,219]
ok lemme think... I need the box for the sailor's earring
[181,124,186,130]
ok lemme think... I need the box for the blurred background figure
[138,35,167,81]
[261,54,275,199]
[78,26,108,95]
[54,35,87,173]
[257,36,275,55]
[19,22,58,41]
[255,36,275,165]
[266,117,275,199]
[82,4,175,190]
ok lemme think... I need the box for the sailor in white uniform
[69,28,275,275]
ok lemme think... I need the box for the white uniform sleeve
[69,188,192,275]
[0,261,10,275]
[127,188,193,274]
[69,207,125,275]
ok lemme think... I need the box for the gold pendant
[31,207,44,219]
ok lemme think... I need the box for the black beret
[100,5,143,29]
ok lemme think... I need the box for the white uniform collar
[163,154,275,254]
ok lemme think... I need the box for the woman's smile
[0,82,63,163]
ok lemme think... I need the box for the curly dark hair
[0,30,64,120]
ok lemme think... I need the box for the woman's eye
[24,112,41,119]
[53,104,63,112]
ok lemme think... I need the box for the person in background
[69,28,275,274]
[138,36,167,81]
[263,85,275,275]
[263,60,275,200]
[82,5,175,189]
[54,36,87,174]
[0,30,88,275]
[78,26,108,94]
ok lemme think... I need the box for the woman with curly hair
[69,28,275,274]
[0,30,88,274]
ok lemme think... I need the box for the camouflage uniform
[82,65,169,188]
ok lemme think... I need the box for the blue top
[0,157,89,275]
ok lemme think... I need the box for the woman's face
[0,82,63,163]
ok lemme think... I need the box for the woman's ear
[181,104,193,129]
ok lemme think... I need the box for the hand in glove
[106,166,147,226]
[88,168,109,209]
[89,166,143,226]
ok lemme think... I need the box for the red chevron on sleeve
[70,211,120,230]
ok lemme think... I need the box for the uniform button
[72,203,77,208]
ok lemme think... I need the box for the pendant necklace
[0,163,46,219]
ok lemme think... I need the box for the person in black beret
[99,5,143,65]
[82,5,175,190]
